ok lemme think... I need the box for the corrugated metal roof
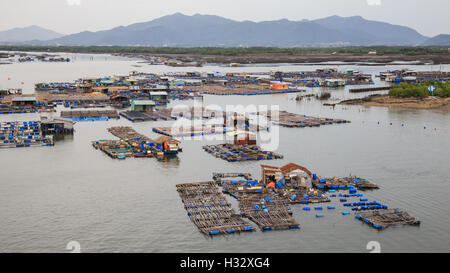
[12,96,36,101]
[149,91,168,96]
[132,100,155,106]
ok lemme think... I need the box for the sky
[0,0,449,37]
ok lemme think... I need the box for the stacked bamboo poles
[176,181,254,235]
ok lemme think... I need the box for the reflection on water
[0,55,449,253]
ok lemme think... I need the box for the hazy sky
[0,0,449,37]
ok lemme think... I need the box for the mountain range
[0,25,63,42]
[1,13,449,47]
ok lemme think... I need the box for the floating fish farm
[261,110,350,128]
[107,126,153,144]
[0,121,53,148]
[61,110,119,121]
[92,140,137,159]
[189,84,305,96]
[218,177,299,231]
[176,181,255,235]
[312,175,379,190]
[0,105,37,115]
[91,126,156,159]
[120,109,176,122]
[93,126,181,159]
[202,144,284,162]
[355,209,420,230]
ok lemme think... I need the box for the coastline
[339,95,450,109]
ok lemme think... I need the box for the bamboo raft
[119,109,177,122]
[107,126,153,144]
[219,178,299,230]
[188,84,304,96]
[203,144,284,162]
[0,105,37,114]
[176,181,255,235]
[212,172,252,182]
[239,195,299,230]
[153,123,266,138]
[61,109,119,120]
[260,110,349,128]
[355,209,420,230]
[92,140,138,159]
[312,176,379,190]
[90,126,157,159]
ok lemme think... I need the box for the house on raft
[151,136,181,154]
[226,130,257,145]
[40,116,75,135]
[10,96,37,106]
[149,91,168,102]
[109,94,130,107]
[260,163,313,188]
[324,79,346,87]
[130,99,155,111]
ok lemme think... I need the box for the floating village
[3,66,449,238]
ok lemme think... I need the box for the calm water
[0,54,449,252]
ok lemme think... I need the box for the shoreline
[339,95,450,110]
[2,47,450,65]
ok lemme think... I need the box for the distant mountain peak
[4,14,432,47]
[0,25,63,42]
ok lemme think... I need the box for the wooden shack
[260,164,283,186]
[152,135,180,154]
[130,100,155,111]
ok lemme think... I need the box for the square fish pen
[61,110,119,121]
[202,144,283,162]
[176,182,254,235]
[312,176,379,190]
[120,109,177,122]
[355,209,420,230]
[92,140,135,159]
[219,179,299,231]
[261,110,350,128]
[0,121,53,148]
[239,195,299,231]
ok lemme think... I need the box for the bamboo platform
[212,172,252,182]
[261,110,349,128]
[176,181,254,235]
[355,209,420,229]
[203,144,284,162]
[188,84,304,96]
[0,106,37,115]
[92,140,136,159]
[61,109,119,120]
[219,178,299,231]
[239,195,299,231]
[119,108,177,122]
[107,126,153,144]
[312,176,379,190]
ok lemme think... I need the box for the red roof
[280,163,312,176]
[260,164,280,171]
